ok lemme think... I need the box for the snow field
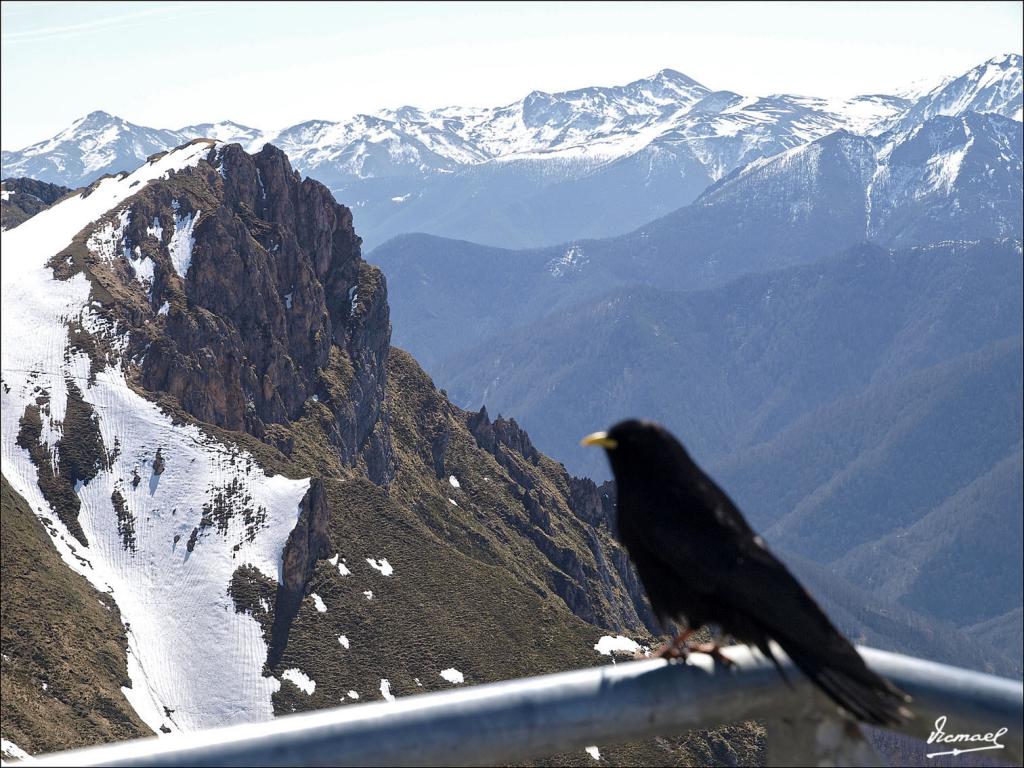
[1,142,312,734]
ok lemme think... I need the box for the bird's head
[581,419,693,484]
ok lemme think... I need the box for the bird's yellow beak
[580,431,618,449]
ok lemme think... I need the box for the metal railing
[25,645,1023,767]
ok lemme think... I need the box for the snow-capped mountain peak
[78,109,119,125]
[652,67,703,85]
[1,115,258,189]
[901,53,1023,126]
[177,120,261,144]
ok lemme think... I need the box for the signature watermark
[926,715,1009,759]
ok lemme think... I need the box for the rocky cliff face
[106,144,392,480]
[269,478,333,665]
[466,405,658,632]
[43,141,390,497]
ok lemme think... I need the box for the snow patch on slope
[439,668,464,684]
[927,137,974,193]
[0,741,32,765]
[594,635,641,656]
[332,554,351,576]
[1,738,33,761]
[548,244,588,277]
[167,203,199,277]
[85,208,131,263]
[121,643,176,736]
[281,668,316,695]
[366,557,393,576]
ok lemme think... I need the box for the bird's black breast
[618,508,717,631]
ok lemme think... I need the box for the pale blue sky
[2,1,1021,149]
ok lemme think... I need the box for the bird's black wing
[720,539,908,725]
[630,487,909,725]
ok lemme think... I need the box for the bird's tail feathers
[755,638,793,689]
[781,641,911,726]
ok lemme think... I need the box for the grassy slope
[0,475,150,755]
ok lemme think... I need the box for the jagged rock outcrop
[104,143,393,475]
[467,406,539,461]
[492,416,540,463]
[466,406,542,488]
[269,478,332,665]
[567,476,616,530]
[464,404,657,631]
[465,405,496,452]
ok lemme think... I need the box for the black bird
[582,419,910,726]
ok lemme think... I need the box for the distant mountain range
[371,111,1021,375]
[3,54,1020,248]
[414,238,1023,480]
[0,116,260,195]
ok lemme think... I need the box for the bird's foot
[650,628,697,660]
[653,642,689,660]
[685,642,735,667]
